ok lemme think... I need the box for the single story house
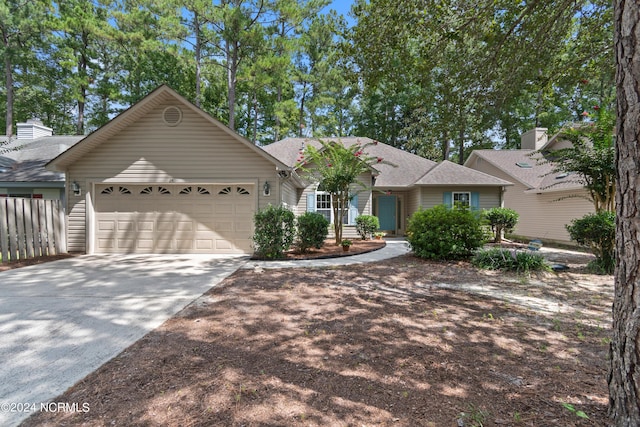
[465,128,595,245]
[45,84,512,255]
[263,137,513,238]
[0,120,83,201]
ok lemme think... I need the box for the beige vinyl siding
[517,191,594,244]
[66,100,277,252]
[357,171,373,216]
[420,187,501,210]
[406,188,421,217]
[67,192,86,251]
[299,185,314,213]
[68,102,276,180]
[258,178,278,209]
[280,180,299,213]
[470,159,594,244]
[360,190,372,216]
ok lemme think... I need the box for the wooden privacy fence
[0,197,67,262]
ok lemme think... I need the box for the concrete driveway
[0,254,248,426]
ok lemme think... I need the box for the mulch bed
[21,250,611,427]
[276,238,386,260]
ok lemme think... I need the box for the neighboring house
[45,84,511,255]
[0,120,83,201]
[263,137,512,238]
[465,128,595,245]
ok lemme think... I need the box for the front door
[378,195,397,232]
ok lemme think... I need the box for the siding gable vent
[162,106,182,126]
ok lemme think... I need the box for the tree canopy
[349,0,614,162]
[1,0,615,163]
[536,109,615,212]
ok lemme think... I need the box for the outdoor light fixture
[72,181,81,196]
[263,181,271,196]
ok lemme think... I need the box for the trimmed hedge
[296,212,329,253]
[407,205,487,260]
[252,205,295,259]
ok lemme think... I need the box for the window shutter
[349,194,359,225]
[443,192,453,208]
[471,192,480,210]
[306,193,316,212]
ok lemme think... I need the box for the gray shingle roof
[263,137,512,188]
[415,160,513,186]
[467,149,583,192]
[263,137,438,187]
[0,135,83,182]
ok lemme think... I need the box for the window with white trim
[453,192,471,207]
[316,192,332,223]
[314,191,354,225]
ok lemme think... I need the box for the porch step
[327,226,360,239]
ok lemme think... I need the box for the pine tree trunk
[608,2,640,425]
[194,12,202,108]
[226,40,238,131]
[298,82,306,137]
[4,51,13,137]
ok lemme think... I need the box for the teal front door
[378,195,396,231]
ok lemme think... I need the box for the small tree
[299,139,392,244]
[296,212,329,253]
[484,207,519,243]
[535,109,615,213]
[252,205,295,259]
[566,211,615,274]
[355,215,379,240]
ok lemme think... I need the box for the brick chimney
[520,127,548,150]
[16,118,53,140]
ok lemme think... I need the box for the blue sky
[325,0,356,26]
[328,0,354,15]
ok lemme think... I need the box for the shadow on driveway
[0,254,247,427]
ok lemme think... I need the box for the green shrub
[355,215,380,240]
[484,207,519,243]
[407,205,488,260]
[296,212,329,253]
[566,211,615,274]
[472,248,550,273]
[252,205,296,259]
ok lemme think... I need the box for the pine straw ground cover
[22,252,611,427]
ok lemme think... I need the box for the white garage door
[94,184,254,254]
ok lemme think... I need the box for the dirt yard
[21,245,612,427]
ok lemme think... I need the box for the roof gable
[466,137,585,192]
[47,85,287,172]
[465,150,549,188]
[415,160,513,186]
